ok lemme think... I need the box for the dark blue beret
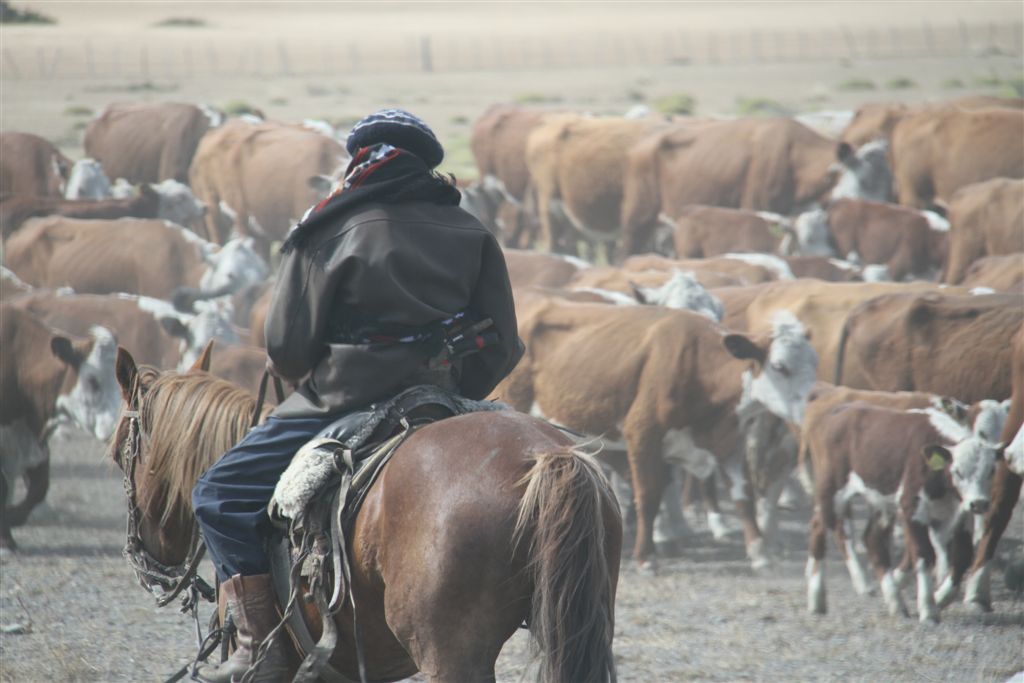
[346,109,444,169]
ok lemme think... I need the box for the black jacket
[266,200,523,418]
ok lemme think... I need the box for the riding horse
[107,346,622,683]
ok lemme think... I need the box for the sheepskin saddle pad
[270,384,508,525]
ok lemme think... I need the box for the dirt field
[2,2,1024,681]
[1,427,1022,682]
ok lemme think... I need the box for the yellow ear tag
[928,452,947,472]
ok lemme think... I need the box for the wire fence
[2,21,1021,81]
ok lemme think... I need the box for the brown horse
[108,347,622,683]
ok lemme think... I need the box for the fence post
[420,35,433,72]
[841,25,857,59]
[2,49,20,79]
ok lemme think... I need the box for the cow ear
[836,142,854,165]
[115,347,138,400]
[190,340,214,373]
[922,445,953,472]
[628,281,649,305]
[159,316,190,341]
[50,335,79,366]
[723,334,767,365]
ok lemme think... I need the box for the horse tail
[514,448,620,683]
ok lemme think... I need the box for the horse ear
[115,347,138,401]
[190,340,214,373]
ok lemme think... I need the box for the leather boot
[195,574,290,683]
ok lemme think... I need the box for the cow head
[200,237,270,295]
[791,208,834,257]
[921,403,1007,516]
[64,158,112,200]
[52,325,121,441]
[159,299,240,371]
[630,270,724,321]
[152,179,207,227]
[830,139,894,203]
[725,311,818,426]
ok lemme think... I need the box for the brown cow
[805,401,1003,622]
[4,216,268,303]
[0,185,160,240]
[784,256,863,282]
[943,178,1024,284]
[890,107,1024,209]
[0,305,122,551]
[619,117,859,256]
[717,279,953,382]
[962,324,1024,611]
[622,254,782,285]
[960,254,1024,293]
[84,102,214,184]
[503,248,590,290]
[12,291,182,369]
[570,264,742,294]
[494,298,818,570]
[668,205,784,258]
[835,292,1022,402]
[795,199,941,280]
[468,104,562,243]
[189,119,346,247]
[0,132,72,199]
[526,114,671,255]
[841,96,1024,148]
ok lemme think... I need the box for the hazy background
[2,1,1022,178]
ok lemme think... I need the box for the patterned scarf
[280,143,461,254]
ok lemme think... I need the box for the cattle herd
[0,94,1022,659]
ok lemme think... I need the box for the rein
[119,405,214,609]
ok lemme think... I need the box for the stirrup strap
[251,370,286,428]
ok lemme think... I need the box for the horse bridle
[119,394,214,609]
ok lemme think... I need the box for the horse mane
[138,369,267,526]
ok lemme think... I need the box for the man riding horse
[192,109,523,682]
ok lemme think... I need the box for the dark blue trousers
[192,414,340,582]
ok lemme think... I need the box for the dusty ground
[1,428,1022,682]
[2,2,1023,681]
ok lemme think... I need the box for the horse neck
[134,372,257,562]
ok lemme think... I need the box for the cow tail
[513,448,619,683]
[834,319,852,386]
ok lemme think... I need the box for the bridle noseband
[119,399,214,608]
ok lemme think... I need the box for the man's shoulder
[343,201,490,236]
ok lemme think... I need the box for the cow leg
[5,460,50,527]
[653,465,690,555]
[935,524,972,610]
[906,520,940,624]
[864,513,907,616]
[625,423,668,573]
[725,458,768,569]
[833,512,871,597]
[806,496,831,614]
[0,474,16,554]
[701,473,733,541]
[756,470,788,554]
[964,463,1022,612]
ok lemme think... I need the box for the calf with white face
[511,302,817,570]
[804,402,1004,623]
[831,139,894,203]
